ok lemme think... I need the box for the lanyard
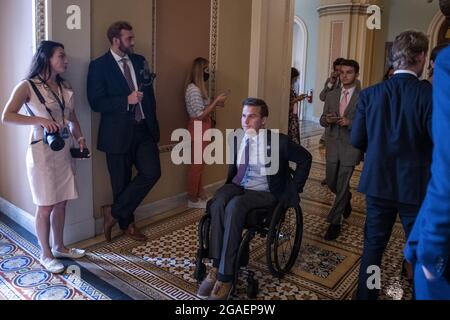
[38,76,66,125]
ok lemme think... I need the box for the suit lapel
[344,88,360,117]
[331,89,342,115]
[107,51,131,92]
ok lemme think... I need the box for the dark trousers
[209,184,277,282]
[106,123,161,230]
[356,196,420,300]
[326,161,354,225]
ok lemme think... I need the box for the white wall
[385,0,439,41]
[295,0,320,122]
[49,0,95,244]
[0,0,36,217]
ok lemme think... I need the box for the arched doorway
[437,19,450,44]
[426,10,449,77]
[292,16,308,120]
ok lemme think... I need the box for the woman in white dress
[2,41,88,273]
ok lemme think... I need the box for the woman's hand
[78,138,87,152]
[39,118,60,133]
[214,93,228,107]
[295,94,308,103]
[78,138,91,158]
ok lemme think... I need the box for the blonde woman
[185,57,228,208]
[1,41,88,273]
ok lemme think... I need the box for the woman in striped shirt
[185,57,228,209]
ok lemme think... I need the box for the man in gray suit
[320,59,363,241]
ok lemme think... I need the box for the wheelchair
[193,194,303,299]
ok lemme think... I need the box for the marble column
[313,0,382,118]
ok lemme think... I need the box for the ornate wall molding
[209,0,220,99]
[426,10,446,79]
[328,21,344,71]
[34,0,47,47]
[317,3,373,17]
[152,0,157,71]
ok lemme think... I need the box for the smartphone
[70,148,91,159]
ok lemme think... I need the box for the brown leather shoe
[123,223,147,242]
[208,281,233,300]
[102,205,117,242]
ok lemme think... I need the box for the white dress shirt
[394,69,418,78]
[236,133,270,192]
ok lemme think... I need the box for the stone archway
[426,9,447,77]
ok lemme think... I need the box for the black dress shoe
[343,202,352,219]
[324,224,341,241]
[343,193,352,219]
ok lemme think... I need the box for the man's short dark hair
[341,59,360,74]
[333,58,346,70]
[107,21,133,44]
[242,98,269,118]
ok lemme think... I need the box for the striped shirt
[185,83,209,119]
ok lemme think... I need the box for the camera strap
[27,79,57,122]
[38,76,66,125]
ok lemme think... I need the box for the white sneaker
[40,258,65,274]
[52,248,86,259]
[188,200,207,209]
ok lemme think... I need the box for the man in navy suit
[351,30,433,300]
[405,46,450,300]
[197,98,312,300]
[87,21,161,242]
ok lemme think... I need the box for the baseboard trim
[93,180,225,235]
[0,197,36,236]
[1,180,225,241]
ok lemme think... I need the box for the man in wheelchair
[197,98,312,300]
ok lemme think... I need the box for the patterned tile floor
[0,214,131,300]
[0,121,413,300]
[78,124,413,300]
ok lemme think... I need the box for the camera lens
[45,131,65,151]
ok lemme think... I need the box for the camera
[44,129,65,151]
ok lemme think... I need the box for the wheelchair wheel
[194,214,211,282]
[194,258,207,282]
[246,273,259,299]
[198,214,211,251]
[266,204,303,278]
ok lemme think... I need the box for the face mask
[203,72,210,82]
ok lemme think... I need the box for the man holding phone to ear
[320,59,363,241]
[87,21,161,242]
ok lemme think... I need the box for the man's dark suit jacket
[225,131,312,206]
[87,51,160,154]
[351,73,433,205]
[406,47,450,280]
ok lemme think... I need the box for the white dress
[24,79,78,206]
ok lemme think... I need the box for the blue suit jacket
[351,73,433,205]
[405,47,450,278]
[87,51,160,154]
